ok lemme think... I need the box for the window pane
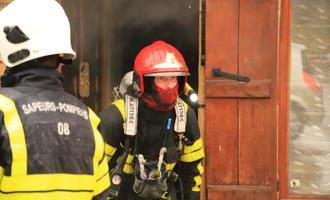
[289,0,330,195]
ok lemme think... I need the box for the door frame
[278,0,330,199]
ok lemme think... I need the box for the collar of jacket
[1,66,64,90]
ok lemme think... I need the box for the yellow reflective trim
[183,138,203,154]
[178,98,188,110]
[165,163,176,171]
[0,94,27,176]
[192,175,202,191]
[191,161,204,192]
[194,175,202,185]
[123,164,133,174]
[126,153,134,163]
[197,161,204,174]
[1,174,96,192]
[192,185,200,192]
[112,99,125,121]
[105,143,117,158]
[123,154,134,174]
[88,108,103,170]
[180,147,205,162]
[94,158,110,196]
[184,83,194,96]
[88,108,110,196]
[0,166,4,183]
[0,191,92,200]
[96,158,110,180]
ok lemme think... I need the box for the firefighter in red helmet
[99,40,204,200]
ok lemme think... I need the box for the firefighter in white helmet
[0,0,110,199]
[99,40,204,200]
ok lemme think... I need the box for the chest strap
[124,94,138,136]
[174,100,186,133]
[123,96,187,137]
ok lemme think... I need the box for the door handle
[212,68,250,82]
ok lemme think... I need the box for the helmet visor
[145,71,190,77]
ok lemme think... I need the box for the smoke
[60,0,199,107]
[107,0,199,90]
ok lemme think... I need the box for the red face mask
[142,84,178,111]
[155,83,178,105]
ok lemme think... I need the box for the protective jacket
[99,97,204,200]
[0,67,110,200]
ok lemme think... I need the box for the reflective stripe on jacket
[0,68,110,200]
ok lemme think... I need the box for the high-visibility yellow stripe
[88,108,102,170]
[165,163,176,171]
[123,164,133,174]
[112,99,125,121]
[192,175,202,192]
[0,174,96,191]
[96,157,110,181]
[194,175,202,185]
[183,138,203,154]
[94,158,110,196]
[178,98,188,111]
[184,83,194,96]
[192,185,200,192]
[197,161,204,174]
[123,154,134,174]
[105,144,117,158]
[0,94,27,176]
[0,166,4,183]
[0,191,93,200]
[126,153,134,163]
[88,108,110,196]
[192,161,204,192]
[180,147,205,162]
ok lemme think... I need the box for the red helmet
[134,40,190,96]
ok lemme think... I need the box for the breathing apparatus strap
[108,94,138,198]
[174,100,188,155]
[124,94,138,136]
[123,96,187,138]
[174,100,186,133]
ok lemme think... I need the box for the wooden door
[204,1,278,199]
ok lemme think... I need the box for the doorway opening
[102,0,200,107]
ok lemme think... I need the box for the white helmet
[0,0,76,68]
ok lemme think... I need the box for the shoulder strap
[174,99,188,133]
[124,94,138,136]
[112,95,139,137]
[113,97,188,136]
